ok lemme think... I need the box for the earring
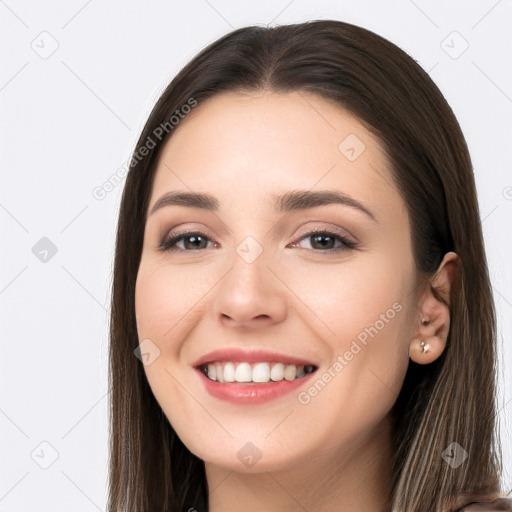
[419,339,431,353]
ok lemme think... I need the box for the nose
[211,247,287,330]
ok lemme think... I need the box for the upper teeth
[203,362,315,383]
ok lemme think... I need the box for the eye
[158,230,216,252]
[289,229,357,252]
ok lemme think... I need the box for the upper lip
[192,348,318,368]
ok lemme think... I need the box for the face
[135,90,420,474]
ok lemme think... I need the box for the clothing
[456,497,512,511]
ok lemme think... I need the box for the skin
[134,90,458,512]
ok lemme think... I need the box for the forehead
[149,90,404,220]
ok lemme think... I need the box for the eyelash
[158,228,358,254]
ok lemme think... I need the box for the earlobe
[409,251,459,365]
[409,335,444,364]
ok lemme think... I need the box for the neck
[205,414,394,512]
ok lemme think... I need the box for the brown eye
[159,231,214,252]
[290,230,357,252]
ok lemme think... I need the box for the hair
[108,19,506,512]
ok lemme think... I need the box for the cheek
[135,268,167,340]
[134,262,207,431]
[288,253,410,343]
[290,264,412,451]
[134,260,220,357]
[136,262,194,337]
[287,252,413,397]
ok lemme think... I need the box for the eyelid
[159,223,215,242]
[296,223,357,243]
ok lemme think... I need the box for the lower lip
[195,368,317,404]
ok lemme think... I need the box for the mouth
[197,361,318,384]
[193,349,320,403]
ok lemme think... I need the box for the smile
[199,361,317,384]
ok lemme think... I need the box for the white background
[1,1,511,510]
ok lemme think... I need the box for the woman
[108,20,511,512]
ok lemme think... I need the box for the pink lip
[192,348,317,368]
[195,367,317,404]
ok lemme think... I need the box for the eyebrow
[149,189,377,221]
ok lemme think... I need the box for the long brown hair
[108,20,505,511]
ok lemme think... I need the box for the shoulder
[456,497,512,511]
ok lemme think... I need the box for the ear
[409,251,459,365]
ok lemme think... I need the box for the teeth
[202,362,315,383]
[284,364,297,381]
[223,362,235,382]
[270,362,284,381]
[234,362,252,382]
[215,362,224,383]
